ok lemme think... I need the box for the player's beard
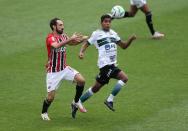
[56,28,64,34]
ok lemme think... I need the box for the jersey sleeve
[47,36,56,46]
[87,31,97,45]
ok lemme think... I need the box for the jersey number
[105,44,115,50]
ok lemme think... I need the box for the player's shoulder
[46,33,54,39]
[92,29,107,36]
[46,33,56,44]
[90,29,101,38]
[109,29,118,35]
[92,29,101,34]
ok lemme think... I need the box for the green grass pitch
[0,0,188,130]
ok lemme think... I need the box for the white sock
[107,94,114,102]
[88,87,94,95]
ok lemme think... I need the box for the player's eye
[104,20,111,23]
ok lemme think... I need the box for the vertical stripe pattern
[46,34,67,73]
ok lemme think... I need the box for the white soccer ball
[111,5,125,18]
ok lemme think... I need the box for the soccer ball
[111,5,125,18]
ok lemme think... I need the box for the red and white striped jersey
[46,33,68,73]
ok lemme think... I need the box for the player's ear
[52,25,56,30]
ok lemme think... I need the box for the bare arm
[51,37,75,48]
[67,35,88,46]
[51,33,88,48]
[79,41,90,59]
[117,35,136,49]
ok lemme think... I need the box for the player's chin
[57,30,64,34]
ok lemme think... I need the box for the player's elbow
[122,46,127,49]
[52,44,59,48]
[53,46,59,48]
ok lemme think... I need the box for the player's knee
[77,77,85,86]
[47,94,55,102]
[122,76,128,83]
[125,77,128,83]
[47,97,54,102]
[91,86,101,93]
[145,11,152,17]
[75,74,85,86]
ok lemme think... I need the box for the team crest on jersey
[54,47,66,52]
[52,37,55,42]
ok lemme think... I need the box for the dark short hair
[101,14,112,23]
[49,18,61,30]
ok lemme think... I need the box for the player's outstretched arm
[67,33,88,46]
[51,38,74,48]
[117,35,136,49]
[79,41,90,59]
[50,33,83,48]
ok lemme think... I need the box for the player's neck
[102,28,110,32]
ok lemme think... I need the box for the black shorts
[96,64,121,85]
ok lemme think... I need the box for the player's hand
[130,34,137,41]
[71,33,88,43]
[79,52,84,59]
[75,33,88,41]
[81,35,88,41]
[70,32,82,43]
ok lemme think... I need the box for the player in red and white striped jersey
[46,33,68,73]
[41,18,87,120]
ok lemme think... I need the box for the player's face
[55,20,64,34]
[101,18,111,31]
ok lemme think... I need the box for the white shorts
[46,66,79,92]
[130,0,147,8]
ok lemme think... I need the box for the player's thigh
[46,72,63,93]
[96,68,110,85]
[129,5,138,16]
[140,4,150,13]
[63,66,80,82]
[131,0,147,9]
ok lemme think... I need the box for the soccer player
[113,0,164,39]
[78,14,136,112]
[41,18,87,120]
